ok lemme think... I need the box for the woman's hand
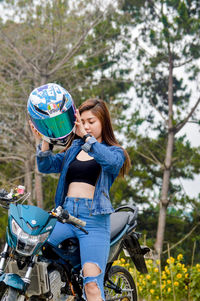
[29,120,50,151]
[29,120,42,144]
[74,109,87,138]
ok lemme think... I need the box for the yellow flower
[185,273,189,278]
[147,259,153,264]
[168,288,171,293]
[176,273,182,279]
[185,285,188,290]
[196,264,200,268]
[156,296,159,300]
[150,289,155,294]
[166,257,175,264]
[162,274,167,279]
[167,280,171,284]
[161,284,166,289]
[182,267,187,273]
[174,281,179,286]
[156,259,160,265]
[129,268,133,273]
[146,274,151,279]
[152,280,157,285]
[142,280,146,285]
[139,286,142,292]
[154,268,159,273]
[177,263,182,268]
[177,254,183,261]
[120,258,125,263]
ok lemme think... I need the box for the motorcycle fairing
[9,204,56,235]
[0,273,25,291]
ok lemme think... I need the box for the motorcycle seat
[110,211,136,241]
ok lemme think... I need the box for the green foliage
[42,175,58,210]
[0,207,8,245]
[114,254,200,300]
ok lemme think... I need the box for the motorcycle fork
[22,255,37,288]
[0,243,9,274]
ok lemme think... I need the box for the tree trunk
[32,76,48,208]
[154,132,174,253]
[154,50,174,254]
[24,157,33,205]
[35,158,44,208]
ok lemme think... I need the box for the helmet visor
[30,106,75,139]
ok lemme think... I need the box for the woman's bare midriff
[67,182,95,199]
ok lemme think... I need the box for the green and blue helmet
[27,83,76,145]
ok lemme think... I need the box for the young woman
[30,97,130,301]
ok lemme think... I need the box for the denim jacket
[36,138,125,215]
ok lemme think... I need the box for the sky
[178,123,200,198]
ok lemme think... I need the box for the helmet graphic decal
[47,103,59,115]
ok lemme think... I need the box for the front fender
[0,273,25,291]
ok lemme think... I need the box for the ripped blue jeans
[48,197,110,300]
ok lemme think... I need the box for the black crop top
[66,157,101,186]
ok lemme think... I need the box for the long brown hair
[62,98,131,177]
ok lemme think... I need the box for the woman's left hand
[75,109,87,138]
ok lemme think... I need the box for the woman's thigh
[78,211,110,271]
[48,221,75,247]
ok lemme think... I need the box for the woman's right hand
[29,120,42,143]
[29,120,50,151]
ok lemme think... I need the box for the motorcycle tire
[104,265,137,301]
[0,287,22,301]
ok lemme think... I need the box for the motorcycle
[0,186,150,301]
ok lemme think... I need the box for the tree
[0,0,131,207]
[118,0,200,253]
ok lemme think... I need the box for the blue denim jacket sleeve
[86,138,125,175]
[36,144,65,174]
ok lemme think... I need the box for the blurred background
[0,0,200,265]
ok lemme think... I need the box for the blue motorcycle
[0,187,149,301]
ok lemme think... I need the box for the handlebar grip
[68,214,86,227]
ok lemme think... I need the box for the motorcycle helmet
[27,83,76,145]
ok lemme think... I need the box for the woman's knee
[82,262,103,299]
[83,262,101,277]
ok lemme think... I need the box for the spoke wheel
[104,265,137,301]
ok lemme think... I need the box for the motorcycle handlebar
[51,206,86,227]
[67,213,86,227]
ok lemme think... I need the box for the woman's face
[80,110,102,142]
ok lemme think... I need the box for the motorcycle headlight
[11,219,50,256]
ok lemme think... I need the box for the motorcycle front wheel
[104,265,137,301]
[0,287,23,301]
